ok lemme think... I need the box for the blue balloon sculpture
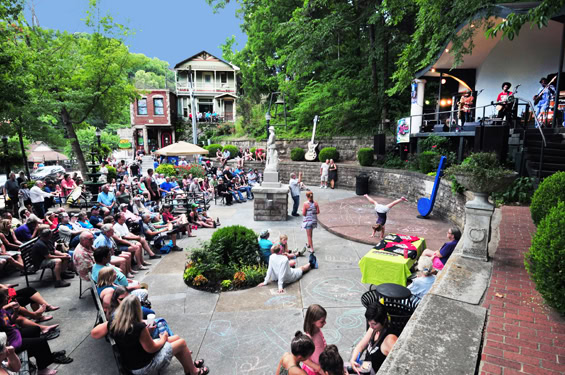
[417,156,447,218]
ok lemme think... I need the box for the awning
[154,141,209,156]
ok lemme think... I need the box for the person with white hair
[407,256,436,302]
[29,180,55,219]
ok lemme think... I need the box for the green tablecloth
[358,238,426,286]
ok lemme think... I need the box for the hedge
[155,163,177,177]
[357,148,374,166]
[530,171,565,225]
[418,151,441,174]
[205,144,223,156]
[319,147,339,162]
[291,148,305,161]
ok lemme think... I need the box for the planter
[454,172,517,206]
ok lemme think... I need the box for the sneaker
[319,185,323,188]
[172,246,183,252]
[61,273,74,280]
[54,280,71,288]
[291,213,300,217]
[297,247,307,256]
[149,254,162,259]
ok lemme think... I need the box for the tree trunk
[380,14,389,132]
[16,118,30,180]
[61,108,88,178]
[368,24,380,121]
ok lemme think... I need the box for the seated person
[0,219,24,270]
[93,223,135,278]
[258,242,314,293]
[97,223,147,272]
[159,177,174,197]
[271,234,303,268]
[161,205,194,236]
[91,247,142,293]
[407,256,436,302]
[141,214,181,252]
[227,179,245,203]
[421,227,461,271]
[246,169,258,186]
[0,283,58,323]
[188,206,215,229]
[88,206,104,229]
[216,178,233,206]
[96,266,148,316]
[256,148,265,162]
[107,286,154,320]
[235,177,253,200]
[258,229,273,265]
[97,184,116,211]
[57,212,85,248]
[30,229,73,288]
[14,215,41,242]
[118,203,140,222]
[42,212,58,230]
[77,212,94,229]
[113,213,161,260]
[91,295,208,375]
[73,231,96,281]
[350,302,398,373]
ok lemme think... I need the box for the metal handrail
[514,97,547,179]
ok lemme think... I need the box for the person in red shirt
[60,174,77,198]
[495,82,513,123]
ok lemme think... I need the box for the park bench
[20,230,60,288]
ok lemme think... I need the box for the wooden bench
[20,230,60,288]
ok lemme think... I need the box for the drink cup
[146,314,155,326]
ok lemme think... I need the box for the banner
[118,139,132,149]
[396,118,410,143]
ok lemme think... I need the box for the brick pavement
[479,206,565,375]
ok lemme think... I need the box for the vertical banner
[411,81,418,104]
[396,118,410,143]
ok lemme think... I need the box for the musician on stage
[496,82,513,123]
[533,77,556,125]
[458,90,474,127]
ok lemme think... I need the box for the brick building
[130,89,177,154]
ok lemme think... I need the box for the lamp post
[265,112,271,139]
[95,127,102,163]
[2,135,9,179]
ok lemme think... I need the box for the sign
[118,139,132,149]
[396,118,410,144]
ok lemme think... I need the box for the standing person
[144,169,160,203]
[3,173,19,216]
[364,195,407,240]
[328,160,337,189]
[91,295,208,375]
[275,331,315,375]
[320,160,330,189]
[533,76,556,126]
[29,181,54,219]
[495,82,513,123]
[302,191,320,254]
[289,172,302,217]
[302,304,328,375]
[458,90,474,127]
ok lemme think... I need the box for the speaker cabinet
[374,134,386,155]
[474,125,509,161]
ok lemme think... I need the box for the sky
[24,0,247,66]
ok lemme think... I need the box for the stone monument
[252,126,288,221]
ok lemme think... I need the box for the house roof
[174,50,240,71]
[416,2,565,78]
[28,141,68,162]
[214,93,238,99]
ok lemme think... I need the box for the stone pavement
[0,187,452,375]
[479,206,565,375]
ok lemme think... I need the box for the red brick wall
[131,90,175,126]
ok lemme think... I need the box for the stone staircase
[140,155,154,176]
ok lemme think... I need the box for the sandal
[37,315,53,323]
[193,367,209,375]
[194,359,204,368]
[46,305,60,312]
[41,330,60,340]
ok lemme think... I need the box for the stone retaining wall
[219,136,378,161]
[238,160,469,227]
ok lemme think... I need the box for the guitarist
[533,76,556,126]
[458,90,474,127]
[496,82,513,123]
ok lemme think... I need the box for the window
[153,98,164,115]
[137,99,147,115]
[220,72,227,84]
[204,73,212,84]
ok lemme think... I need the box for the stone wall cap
[251,185,289,194]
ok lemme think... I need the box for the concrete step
[141,155,154,175]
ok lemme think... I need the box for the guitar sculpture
[417,156,446,218]
[305,115,320,161]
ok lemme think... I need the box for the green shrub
[155,163,177,177]
[530,171,565,225]
[222,145,239,159]
[250,147,257,155]
[318,147,339,162]
[418,151,441,174]
[106,166,117,182]
[492,177,535,206]
[357,148,374,166]
[210,225,258,265]
[378,154,406,169]
[525,201,565,314]
[291,148,305,161]
[205,143,223,156]
[450,175,465,195]
[419,135,449,153]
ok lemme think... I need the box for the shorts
[38,259,57,269]
[321,173,328,182]
[118,245,130,252]
[432,256,445,271]
[130,341,173,375]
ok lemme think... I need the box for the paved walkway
[0,187,453,375]
[479,206,565,375]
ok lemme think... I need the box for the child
[302,304,327,375]
[364,195,408,240]
[276,331,315,375]
[272,234,303,268]
[319,345,347,375]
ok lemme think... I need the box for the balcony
[176,81,235,95]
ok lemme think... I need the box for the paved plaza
[0,187,452,375]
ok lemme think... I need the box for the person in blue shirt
[407,256,436,303]
[77,212,94,229]
[97,184,116,211]
[89,206,103,228]
[91,246,144,298]
[258,229,274,265]
[159,177,174,197]
[153,158,159,169]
